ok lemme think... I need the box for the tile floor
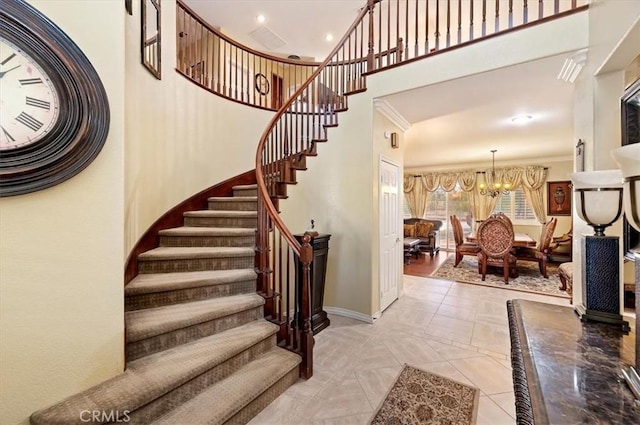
[249,275,575,425]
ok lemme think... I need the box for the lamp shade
[570,170,624,235]
[611,144,640,232]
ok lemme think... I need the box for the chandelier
[478,150,511,197]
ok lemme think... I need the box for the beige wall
[570,0,640,307]
[125,0,273,254]
[0,1,125,424]
[280,12,589,319]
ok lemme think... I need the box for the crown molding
[373,99,411,132]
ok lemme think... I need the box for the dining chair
[450,215,480,267]
[515,218,558,278]
[477,216,518,283]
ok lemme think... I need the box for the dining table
[466,232,536,247]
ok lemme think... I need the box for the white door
[379,158,401,312]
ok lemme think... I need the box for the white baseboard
[324,306,375,324]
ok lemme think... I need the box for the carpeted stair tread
[125,269,256,295]
[150,348,301,425]
[138,246,254,261]
[126,294,264,342]
[158,227,255,237]
[184,210,258,218]
[30,320,278,425]
[208,196,257,202]
[232,184,257,190]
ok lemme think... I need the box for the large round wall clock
[0,0,110,197]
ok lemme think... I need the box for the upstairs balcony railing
[177,0,587,112]
[176,0,588,379]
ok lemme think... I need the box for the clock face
[0,37,60,151]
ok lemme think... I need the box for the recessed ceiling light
[256,15,266,23]
[511,115,533,125]
[325,33,334,42]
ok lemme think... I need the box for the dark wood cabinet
[294,233,331,334]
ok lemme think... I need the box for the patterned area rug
[432,256,570,298]
[370,365,479,425]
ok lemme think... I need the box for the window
[492,188,536,223]
[424,185,473,251]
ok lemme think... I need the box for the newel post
[299,232,314,378]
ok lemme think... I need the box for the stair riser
[127,336,276,424]
[159,235,255,248]
[184,216,257,228]
[225,367,300,424]
[125,279,256,311]
[208,200,257,211]
[233,188,257,197]
[138,256,254,274]
[127,306,264,361]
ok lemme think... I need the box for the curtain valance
[404,165,548,223]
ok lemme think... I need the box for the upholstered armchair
[450,215,480,267]
[515,218,557,278]
[476,216,518,283]
[403,218,442,256]
[548,226,572,263]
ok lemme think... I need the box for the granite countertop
[508,299,639,425]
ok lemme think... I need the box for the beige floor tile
[383,335,446,365]
[424,338,483,360]
[476,395,516,425]
[489,392,517,419]
[436,303,477,321]
[425,314,475,344]
[256,275,567,423]
[408,360,477,389]
[471,323,512,355]
[354,365,403,407]
[248,393,304,425]
[307,375,373,420]
[449,356,514,395]
[352,338,402,370]
[311,413,372,425]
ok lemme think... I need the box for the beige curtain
[521,166,548,223]
[405,164,547,223]
[403,175,418,217]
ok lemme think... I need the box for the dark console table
[507,299,638,425]
[294,233,331,335]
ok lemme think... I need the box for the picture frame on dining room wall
[547,180,572,216]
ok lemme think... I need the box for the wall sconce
[384,131,399,149]
[569,170,628,330]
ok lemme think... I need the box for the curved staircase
[30,184,301,425]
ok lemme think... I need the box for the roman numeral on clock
[1,53,16,65]
[15,112,43,132]
[19,78,43,86]
[1,126,15,143]
[26,97,50,110]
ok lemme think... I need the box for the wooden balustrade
[176,0,588,379]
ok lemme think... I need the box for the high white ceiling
[386,53,577,169]
[185,0,579,169]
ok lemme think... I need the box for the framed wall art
[547,180,572,216]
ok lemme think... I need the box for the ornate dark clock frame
[255,73,270,95]
[0,0,110,197]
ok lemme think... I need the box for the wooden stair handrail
[255,2,374,254]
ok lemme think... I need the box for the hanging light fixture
[478,149,511,197]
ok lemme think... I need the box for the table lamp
[611,143,640,376]
[569,169,628,330]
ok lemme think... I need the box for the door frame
[378,155,402,313]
